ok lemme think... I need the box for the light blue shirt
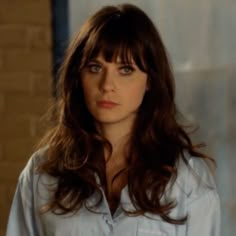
[7,149,221,236]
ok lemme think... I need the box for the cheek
[126,83,147,104]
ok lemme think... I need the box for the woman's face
[80,53,148,128]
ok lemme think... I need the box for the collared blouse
[6,149,221,236]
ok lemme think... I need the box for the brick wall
[0,1,52,235]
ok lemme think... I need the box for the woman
[7,3,220,236]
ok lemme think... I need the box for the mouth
[96,100,119,108]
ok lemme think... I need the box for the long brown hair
[37,4,211,224]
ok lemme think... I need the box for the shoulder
[18,147,49,185]
[17,147,57,205]
[174,153,217,201]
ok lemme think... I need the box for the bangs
[80,13,148,72]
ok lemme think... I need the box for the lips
[96,100,119,108]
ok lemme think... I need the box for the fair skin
[81,54,148,150]
[81,53,148,212]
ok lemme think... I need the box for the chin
[95,117,123,125]
[94,113,136,126]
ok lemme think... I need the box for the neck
[95,120,134,161]
[97,123,131,149]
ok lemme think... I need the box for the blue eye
[87,64,102,73]
[120,65,134,75]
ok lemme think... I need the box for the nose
[99,69,116,92]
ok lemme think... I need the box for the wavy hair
[37,4,211,224]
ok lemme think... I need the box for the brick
[0,1,52,234]
[0,184,7,230]
[4,93,50,116]
[0,116,32,140]
[0,72,31,93]
[0,25,51,49]
[28,26,52,49]
[0,143,3,161]
[0,185,7,209]
[1,48,52,72]
[31,72,52,95]
[6,184,17,202]
[0,184,9,209]
[2,137,38,162]
[0,230,5,236]
[0,162,26,183]
[0,50,3,69]
[0,183,17,231]
[0,25,28,48]
[0,182,17,235]
[0,93,4,114]
[0,2,51,25]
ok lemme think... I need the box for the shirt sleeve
[6,158,38,236]
[186,189,221,236]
